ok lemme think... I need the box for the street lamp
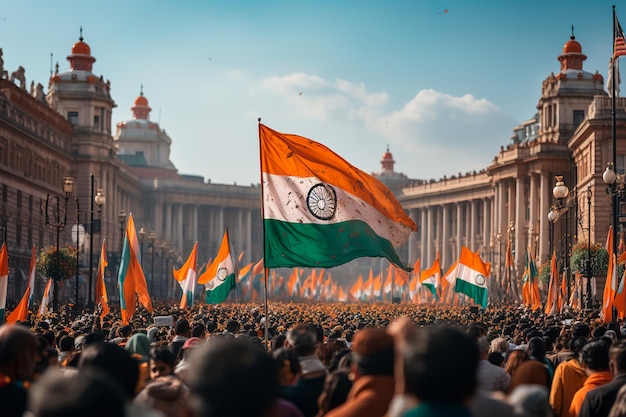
[603,162,624,257]
[139,227,146,268]
[160,243,167,299]
[74,190,80,308]
[45,176,73,312]
[88,175,105,306]
[118,210,127,253]
[149,231,156,296]
[584,185,593,310]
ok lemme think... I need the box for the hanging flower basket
[569,241,608,277]
[36,245,77,282]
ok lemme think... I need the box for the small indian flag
[39,278,53,316]
[420,253,440,299]
[198,231,236,304]
[259,124,417,270]
[453,246,490,309]
[174,242,198,309]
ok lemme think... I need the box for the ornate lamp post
[89,185,105,305]
[45,177,74,312]
[118,210,126,253]
[160,242,167,299]
[139,227,146,268]
[584,186,593,310]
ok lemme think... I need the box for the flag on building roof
[199,230,236,304]
[453,246,490,309]
[259,124,417,270]
[0,243,8,323]
[94,239,109,324]
[174,242,198,309]
[118,213,153,324]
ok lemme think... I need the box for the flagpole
[613,5,619,260]
[258,118,270,350]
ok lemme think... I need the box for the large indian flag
[453,246,490,309]
[420,253,440,299]
[198,230,236,304]
[259,124,417,270]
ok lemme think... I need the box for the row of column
[410,172,553,275]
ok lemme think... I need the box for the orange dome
[382,151,393,160]
[71,40,91,55]
[134,95,148,106]
[563,38,582,54]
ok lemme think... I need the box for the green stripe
[264,219,409,270]
[455,279,488,309]
[206,274,235,304]
[0,308,4,324]
[422,283,438,299]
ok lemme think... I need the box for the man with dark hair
[325,328,395,417]
[223,320,241,336]
[569,340,613,417]
[282,323,327,417]
[579,340,626,417]
[0,324,40,417]
[184,338,279,417]
[168,318,190,360]
[403,326,479,416]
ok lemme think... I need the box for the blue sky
[0,1,622,185]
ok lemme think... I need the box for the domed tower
[381,145,395,174]
[114,88,177,174]
[536,31,606,144]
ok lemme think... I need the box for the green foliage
[36,245,77,281]
[538,261,551,284]
[570,241,608,277]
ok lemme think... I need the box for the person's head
[185,338,279,417]
[79,341,140,399]
[149,347,176,380]
[581,340,610,373]
[133,374,189,417]
[0,324,40,381]
[490,337,509,354]
[272,347,300,386]
[125,333,151,364]
[404,326,478,404]
[610,340,626,375]
[508,384,551,417]
[225,320,240,334]
[570,337,588,356]
[285,324,317,357]
[528,337,546,360]
[351,328,395,378]
[192,323,206,339]
[572,322,591,339]
[118,325,133,339]
[28,369,126,417]
[504,349,529,377]
[175,319,190,337]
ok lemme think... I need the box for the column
[164,204,172,242]
[482,198,490,253]
[539,172,550,263]
[515,176,526,269]
[153,201,163,239]
[176,204,184,252]
[426,207,434,264]
[442,204,449,268]
[470,199,477,251]
[529,173,538,255]
[245,209,252,264]
[420,208,427,262]
[456,202,463,261]
[237,208,244,256]
[191,205,198,243]
[435,206,443,258]
[408,208,419,264]
[217,208,224,241]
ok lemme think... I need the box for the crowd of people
[1,301,626,417]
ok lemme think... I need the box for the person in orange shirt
[550,337,588,417]
[569,340,613,417]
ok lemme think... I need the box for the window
[67,111,79,126]
[573,110,585,127]
[94,115,100,129]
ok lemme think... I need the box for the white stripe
[263,173,411,247]
[0,274,7,310]
[457,265,487,289]
[206,255,234,290]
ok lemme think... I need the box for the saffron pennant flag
[420,252,440,299]
[259,124,417,270]
[6,246,37,324]
[94,239,109,321]
[118,213,153,324]
[38,278,53,316]
[0,243,8,323]
[198,230,236,304]
[453,246,490,309]
[173,242,198,309]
